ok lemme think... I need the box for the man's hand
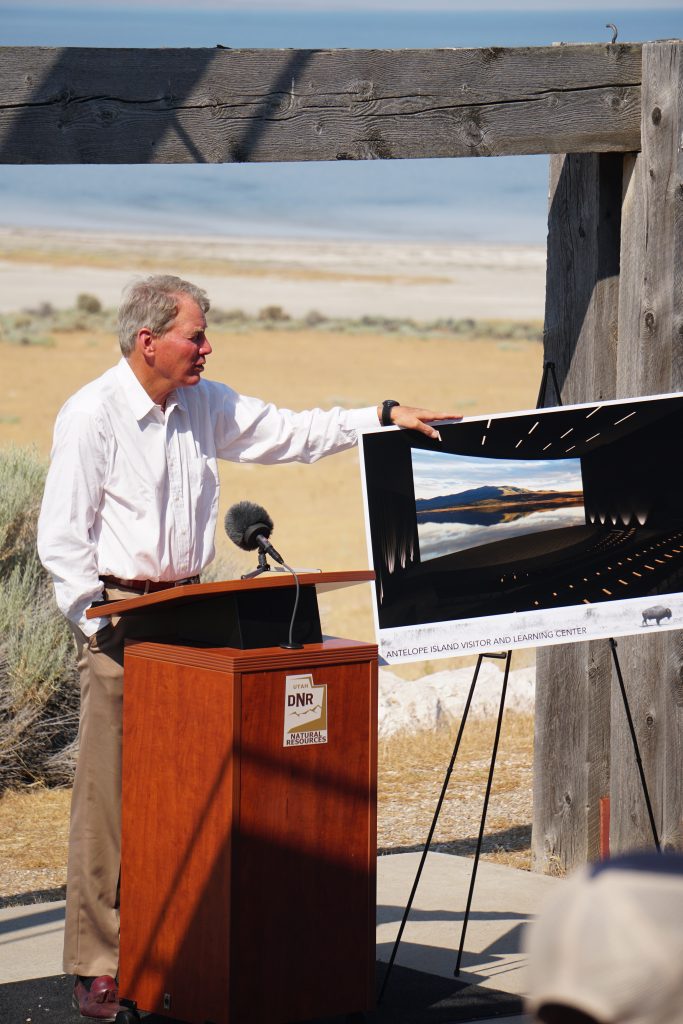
[376,404,462,440]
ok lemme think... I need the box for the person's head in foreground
[524,851,683,1024]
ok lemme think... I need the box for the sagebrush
[0,301,543,346]
[0,447,79,792]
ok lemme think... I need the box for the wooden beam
[532,151,622,873]
[0,44,642,164]
[611,41,683,854]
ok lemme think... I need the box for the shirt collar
[115,358,187,421]
[170,386,189,416]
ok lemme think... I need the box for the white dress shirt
[37,358,378,636]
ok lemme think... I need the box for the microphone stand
[241,549,272,580]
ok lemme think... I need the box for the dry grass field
[0,298,542,902]
[378,711,534,869]
[0,711,535,905]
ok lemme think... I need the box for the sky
[412,451,584,499]
[3,0,680,8]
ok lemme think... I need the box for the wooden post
[611,41,683,854]
[532,152,622,873]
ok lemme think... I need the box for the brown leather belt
[100,574,200,594]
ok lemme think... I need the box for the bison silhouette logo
[641,605,672,626]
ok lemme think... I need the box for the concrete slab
[377,852,562,998]
[0,900,65,984]
[0,852,562,1021]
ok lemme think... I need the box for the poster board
[359,393,683,665]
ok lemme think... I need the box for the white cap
[524,853,683,1024]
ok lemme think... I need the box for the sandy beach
[0,227,546,321]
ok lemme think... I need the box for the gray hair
[118,274,210,356]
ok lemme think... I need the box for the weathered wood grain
[0,44,642,164]
[533,641,613,872]
[612,41,683,854]
[543,152,622,402]
[533,151,621,873]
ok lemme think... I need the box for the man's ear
[137,326,155,357]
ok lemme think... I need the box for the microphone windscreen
[224,501,274,551]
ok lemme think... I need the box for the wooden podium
[90,572,378,1024]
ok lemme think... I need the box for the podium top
[86,569,374,619]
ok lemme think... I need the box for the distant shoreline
[417,493,584,517]
[0,224,547,263]
[0,226,547,322]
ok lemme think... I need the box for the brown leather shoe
[72,975,122,1021]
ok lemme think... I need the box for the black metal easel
[379,362,661,1000]
[377,650,512,1002]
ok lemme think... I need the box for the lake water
[1,6,681,243]
[417,506,587,561]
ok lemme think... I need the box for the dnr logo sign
[283,673,328,747]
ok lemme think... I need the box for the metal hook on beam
[606,23,619,44]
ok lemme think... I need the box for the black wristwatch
[381,399,400,426]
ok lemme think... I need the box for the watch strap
[381,399,400,426]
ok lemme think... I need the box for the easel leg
[378,651,509,1001]
[454,649,512,975]
[609,638,661,852]
[536,360,562,409]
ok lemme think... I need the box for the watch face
[382,401,399,425]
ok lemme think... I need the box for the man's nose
[200,337,212,356]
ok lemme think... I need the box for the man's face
[152,293,212,391]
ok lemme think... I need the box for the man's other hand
[376,404,463,441]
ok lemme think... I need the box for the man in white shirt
[37,274,455,1021]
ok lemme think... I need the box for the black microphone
[224,501,285,565]
[224,500,303,649]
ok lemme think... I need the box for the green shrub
[209,307,247,324]
[76,293,102,314]
[258,305,290,322]
[0,446,45,568]
[0,302,543,344]
[0,447,79,792]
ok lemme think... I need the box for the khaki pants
[63,587,132,978]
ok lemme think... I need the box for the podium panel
[119,638,378,1024]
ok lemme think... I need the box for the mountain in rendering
[416,485,538,512]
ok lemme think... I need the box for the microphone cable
[278,558,303,651]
